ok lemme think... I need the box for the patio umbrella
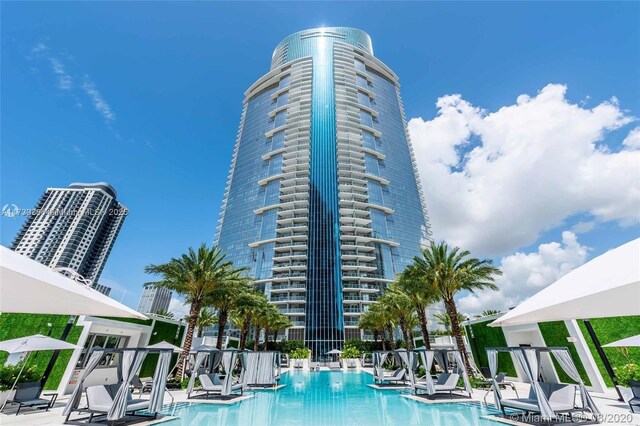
[147,341,182,352]
[490,238,640,327]
[603,334,640,347]
[326,349,342,355]
[0,246,146,319]
[0,334,79,410]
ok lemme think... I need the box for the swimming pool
[161,371,503,425]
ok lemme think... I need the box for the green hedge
[139,320,185,377]
[466,320,517,376]
[0,313,83,390]
[538,321,591,385]
[578,316,640,387]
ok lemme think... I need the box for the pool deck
[1,368,638,425]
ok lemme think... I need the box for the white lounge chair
[377,367,406,384]
[499,383,576,418]
[329,361,341,370]
[347,360,357,369]
[85,384,150,418]
[293,360,303,369]
[309,362,319,371]
[415,373,463,396]
[198,373,243,397]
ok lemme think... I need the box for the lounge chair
[12,382,57,415]
[347,360,357,369]
[415,372,461,396]
[198,373,243,397]
[329,361,341,370]
[82,384,150,422]
[293,360,303,369]
[309,362,319,371]
[482,372,519,402]
[281,355,290,368]
[499,382,576,418]
[628,381,640,413]
[377,367,406,384]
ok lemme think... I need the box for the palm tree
[144,244,241,377]
[380,283,415,349]
[205,276,250,349]
[433,311,466,335]
[230,290,266,350]
[196,308,217,338]
[155,309,174,319]
[413,241,501,375]
[477,309,500,318]
[396,267,439,349]
[265,313,292,350]
[251,298,274,351]
[359,303,391,351]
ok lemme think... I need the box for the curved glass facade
[216,27,430,358]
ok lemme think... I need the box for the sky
[2,2,639,317]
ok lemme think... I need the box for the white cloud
[457,231,588,316]
[32,42,48,53]
[49,58,73,90]
[169,297,191,320]
[82,77,115,123]
[409,84,640,255]
[623,126,640,149]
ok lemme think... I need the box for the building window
[75,333,129,369]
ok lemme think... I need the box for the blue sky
[2,2,639,313]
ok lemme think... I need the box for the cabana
[372,351,405,384]
[241,351,282,388]
[186,348,244,398]
[486,347,600,421]
[63,346,173,424]
[412,349,472,398]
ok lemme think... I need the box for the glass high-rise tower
[216,27,430,357]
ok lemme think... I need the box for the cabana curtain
[187,351,209,394]
[397,350,418,389]
[63,350,104,415]
[417,350,436,394]
[451,351,472,394]
[241,352,256,386]
[373,352,390,383]
[487,349,502,409]
[550,349,600,415]
[108,349,149,420]
[221,351,238,396]
[434,351,448,372]
[512,350,554,419]
[149,350,172,412]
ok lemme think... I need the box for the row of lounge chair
[291,360,359,370]
[196,373,243,397]
[66,383,154,424]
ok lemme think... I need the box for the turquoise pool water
[161,371,502,425]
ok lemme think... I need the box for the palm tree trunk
[216,309,228,349]
[416,307,431,349]
[386,322,396,350]
[444,298,473,376]
[263,329,269,351]
[253,325,260,351]
[239,317,251,351]
[177,299,201,378]
[399,316,411,349]
[373,330,379,343]
[381,329,387,351]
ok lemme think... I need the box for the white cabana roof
[491,238,640,327]
[603,334,640,348]
[0,246,146,319]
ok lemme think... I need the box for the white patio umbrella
[0,246,146,319]
[490,238,640,327]
[147,341,182,352]
[0,334,79,410]
[603,334,640,348]
[326,349,342,355]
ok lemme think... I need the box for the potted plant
[342,345,360,367]
[614,363,640,402]
[0,363,40,406]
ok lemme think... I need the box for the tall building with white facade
[11,182,127,290]
[137,284,172,314]
[216,27,430,357]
